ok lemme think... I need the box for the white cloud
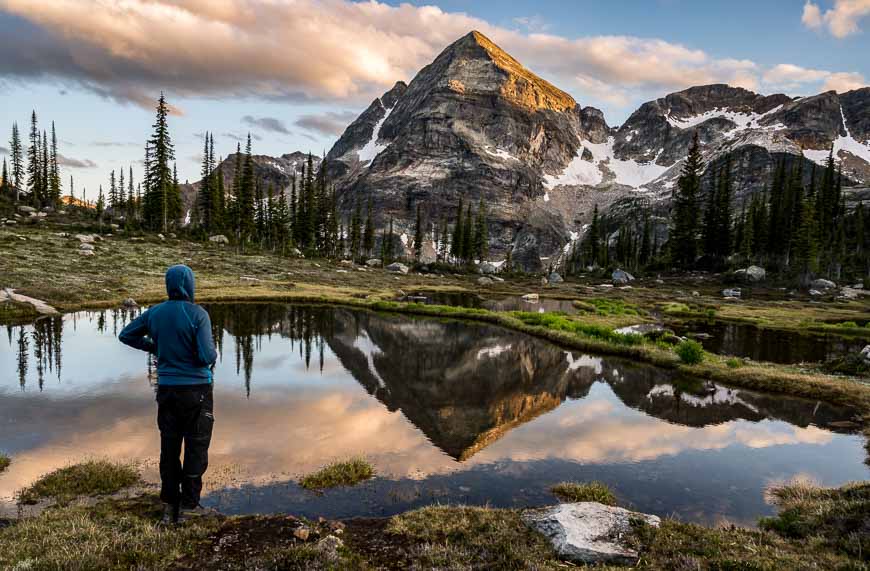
[801,0,870,38]
[762,63,866,93]
[0,0,865,121]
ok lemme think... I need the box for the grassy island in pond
[299,458,375,491]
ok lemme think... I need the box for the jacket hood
[166,265,195,302]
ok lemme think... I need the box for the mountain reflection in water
[1,303,866,525]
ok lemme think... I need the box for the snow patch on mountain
[357,99,394,165]
[666,105,785,132]
[484,146,520,162]
[805,105,870,166]
[545,138,669,190]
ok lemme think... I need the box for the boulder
[109,223,120,231]
[79,243,95,251]
[74,234,96,243]
[612,269,635,285]
[17,205,36,214]
[477,277,494,286]
[809,289,824,297]
[722,288,741,298]
[811,278,836,290]
[291,247,304,257]
[479,262,498,275]
[523,502,660,566]
[521,293,539,301]
[208,234,229,244]
[157,233,165,241]
[366,258,382,268]
[548,272,564,284]
[122,298,138,308]
[861,345,870,366]
[746,265,766,282]
[339,259,354,266]
[386,262,409,274]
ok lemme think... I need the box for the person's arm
[194,309,218,366]
[119,309,156,353]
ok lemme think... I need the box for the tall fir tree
[49,122,60,207]
[450,197,465,261]
[238,134,256,245]
[350,198,362,261]
[473,197,488,262]
[26,111,42,206]
[9,122,24,200]
[670,132,703,268]
[413,203,424,262]
[362,196,374,257]
[143,93,176,232]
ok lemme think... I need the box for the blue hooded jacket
[119,265,218,385]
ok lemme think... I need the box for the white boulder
[612,269,635,285]
[523,502,660,566]
[479,262,498,275]
[861,345,870,366]
[386,262,409,274]
[366,258,382,268]
[722,288,741,298]
[548,272,564,284]
[209,234,229,244]
[811,278,836,290]
[746,266,766,282]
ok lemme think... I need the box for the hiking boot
[178,504,218,522]
[160,503,179,526]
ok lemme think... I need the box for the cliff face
[321,32,870,269]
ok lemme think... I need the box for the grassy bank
[1,460,866,569]
[17,460,141,506]
[0,453,9,473]
[299,458,375,491]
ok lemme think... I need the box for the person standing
[119,264,217,523]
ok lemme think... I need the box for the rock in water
[523,502,660,566]
[386,262,409,274]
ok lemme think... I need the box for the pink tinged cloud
[802,0,870,38]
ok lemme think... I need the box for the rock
[169,233,177,239]
[79,243,95,251]
[3,288,60,316]
[314,535,344,562]
[746,265,766,282]
[366,258,382,268]
[208,234,229,244]
[109,223,120,230]
[477,277,494,286]
[78,249,95,256]
[540,277,548,286]
[75,234,96,243]
[239,276,261,282]
[521,293,539,301]
[491,276,505,282]
[157,233,165,241]
[811,278,836,290]
[17,205,36,213]
[691,291,700,297]
[611,269,635,285]
[809,289,823,296]
[122,298,138,308]
[722,288,741,298]
[861,345,870,366]
[336,269,348,274]
[291,247,303,257]
[340,259,354,266]
[523,502,661,566]
[293,526,311,541]
[386,262,409,274]
[548,272,564,284]
[479,262,498,274]
[614,324,665,336]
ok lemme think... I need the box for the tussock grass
[0,453,9,473]
[299,457,374,490]
[0,495,218,570]
[574,297,642,317]
[18,460,140,505]
[550,481,617,505]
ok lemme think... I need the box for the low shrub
[676,339,705,365]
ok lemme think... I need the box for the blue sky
[0,0,868,196]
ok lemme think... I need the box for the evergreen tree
[49,122,60,207]
[473,197,488,262]
[349,199,362,261]
[9,122,24,200]
[639,215,652,265]
[794,193,819,284]
[670,132,703,268]
[363,197,375,258]
[26,111,42,206]
[238,134,256,245]
[382,217,396,263]
[198,131,214,231]
[461,203,473,263]
[143,93,176,232]
[108,170,118,211]
[584,204,602,267]
[41,130,49,207]
[126,166,136,222]
[95,184,105,231]
[438,218,449,262]
[413,204,424,262]
[288,174,297,245]
[450,197,464,262]
[1,158,8,194]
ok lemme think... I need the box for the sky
[0,0,869,196]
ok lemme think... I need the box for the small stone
[17,205,36,214]
[75,234,96,243]
[722,288,741,298]
[811,278,836,290]
[860,345,870,366]
[79,249,95,256]
[611,269,635,285]
[157,233,165,241]
[478,262,498,275]
[340,259,354,266]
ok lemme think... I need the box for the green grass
[725,357,743,369]
[511,311,643,346]
[550,481,617,506]
[0,495,219,571]
[574,297,642,317]
[675,339,705,365]
[18,460,141,505]
[299,457,374,491]
[0,453,9,473]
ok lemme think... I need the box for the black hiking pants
[156,384,214,508]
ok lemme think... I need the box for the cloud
[0,145,9,154]
[294,110,358,136]
[56,153,97,168]
[801,0,870,38]
[762,63,866,93]
[241,115,290,135]
[0,0,865,120]
[90,141,138,147]
[223,132,262,142]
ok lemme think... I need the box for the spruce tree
[473,197,488,262]
[41,130,49,207]
[451,197,464,262]
[1,158,8,194]
[363,197,374,258]
[49,122,60,207]
[27,111,41,206]
[143,93,176,232]
[349,199,361,261]
[238,134,256,245]
[461,203,473,264]
[585,204,601,267]
[670,132,702,268]
[794,194,819,285]
[438,218,449,262]
[413,204,424,262]
[198,131,214,231]
[9,122,24,200]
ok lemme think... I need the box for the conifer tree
[288,174,297,245]
[108,170,118,211]
[126,166,136,222]
[413,204,424,262]
[41,130,49,206]
[238,135,256,245]
[198,131,214,231]
[350,198,362,261]
[438,218,449,262]
[794,194,819,285]
[49,122,60,207]
[670,132,702,268]
[462,203,473,263]
[584,204,602,267]
[1,158,8,194]
[382,217,395,264]
[27,111,41,206]
[451,197,464,262]
[639,215,652,265]
[95,184,105,231]
[363,197,375,258]
[474,197,488,262]
[143,93,176,232]
[9,122,24,200]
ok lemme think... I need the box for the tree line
[567,132,868,284]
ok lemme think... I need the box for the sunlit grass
[299,457,374,490]
[18,460,140,505]
[550,481,617,505]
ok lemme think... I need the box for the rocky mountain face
[321,31,870,269]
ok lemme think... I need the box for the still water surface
[1,303,866,525]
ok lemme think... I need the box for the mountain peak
[435,30,576,112]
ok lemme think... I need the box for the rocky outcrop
[523,502,660,566]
